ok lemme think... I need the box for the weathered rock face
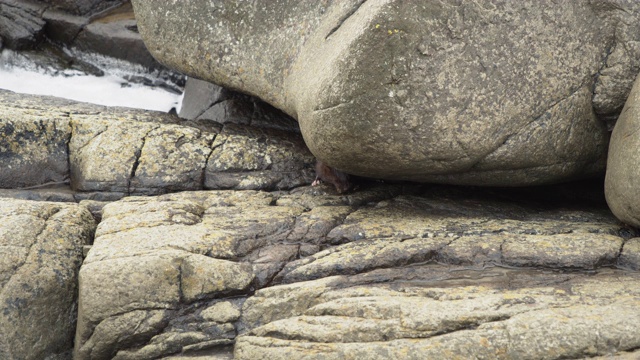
[179,78,300,132]
[132,0,640,186]
[0,83,637,358]
[71,183,640,359]
[74,191,277,360]
[0,199,95,360]
[71,2,167,71]
[591,0,640,120]
[0,0,46,50]
[606,73,640,227]
[205,124,315,191]
[4,9,640,356]
[40,0,124,16]
[237,269,640,360]
[69,109,216,194]
[0,92,71,188]
[0,0,176,78]
[0,90,315,194]
[177,78,315,190]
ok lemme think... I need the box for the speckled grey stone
[606,73,640,228]
[131,0,640,186]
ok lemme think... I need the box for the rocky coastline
[1,1,640,359]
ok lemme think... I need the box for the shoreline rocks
[131,0,640,186]
[0,88,639,359]
[2,1,640,358]
[0,199,95,359]
[0,89,315,194]
[0,0,183,91]
[237,267,640,360]
[606,73,640,228]
[68,183,640,359]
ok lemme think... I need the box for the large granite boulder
[131,0,640,186]
[0,199,95,359]
[606,73,640,227]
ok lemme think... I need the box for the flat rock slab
[0,90,315,194]
[0,199,95,360]
[132,0,640,185]
[237,267,640,360]
[69,112,215,194]
[74,184,639,359]
[206,124,315,191]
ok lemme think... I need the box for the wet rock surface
[0,0,182,90]
[0,0,46,50]
[41,0,125,17]
[71,2,163,71]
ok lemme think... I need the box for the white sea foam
[0,49,183,113]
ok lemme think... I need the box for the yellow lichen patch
[479,337,490,347]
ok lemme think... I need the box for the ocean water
[0,49,183,112]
